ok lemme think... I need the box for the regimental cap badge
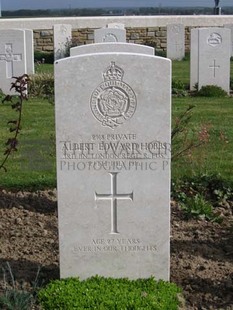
[90,62,137,130]
[207,32,222,47]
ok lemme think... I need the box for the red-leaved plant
[0,74,29,172]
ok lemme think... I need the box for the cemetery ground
[0,60,232,309]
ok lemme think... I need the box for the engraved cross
[0,44,22,78]
[95,172,133,234]
[209,59,220,78]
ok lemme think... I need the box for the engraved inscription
[95,172,133,234]
[0,44,22,78]
[60,160,164,171]
[103,33,118,42]
[73,238,157,253]
[59,135,171,172]
[90,62,137,130]
[207,33,222,47]
[209,59,220,77]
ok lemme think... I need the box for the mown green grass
[172,96,233,181]
[0,60,232,189]
[172,59,190,86]
[35,63,54,74]
[0,97,56,189]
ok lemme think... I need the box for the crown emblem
[103,61,124,81]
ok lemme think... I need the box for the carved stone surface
[55,52,171,280]
[190,27,231,92]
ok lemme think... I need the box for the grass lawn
[0,97,56,189]
[35,63,54,74]
[172,59,190,86]
[172,96,233,181]
[0,59,232,189]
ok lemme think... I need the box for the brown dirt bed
[0,189,232,309]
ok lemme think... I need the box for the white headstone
[24,29,35,75]
[224,24,233,56]
[55,52,171,280]
[94,27,126,43]
[190,27,231,93]
[10,28,34,74]
[54,24,72,61]
[70,43,154,56]
[167,24,185,60]
[190,28,199,90]
[0,29,27,94]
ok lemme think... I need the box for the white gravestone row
[53,24,72,61]
[190,27,231,93]
[0,29,34,95]
[167,24,185,61]
[55,49,171,280]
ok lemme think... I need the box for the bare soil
[0,189,232,310]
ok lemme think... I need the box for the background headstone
[70,42,154,56]
[0,29,27,94]
[55,53,171,280]
[190,28,199,90]
[224,24,233,56]
[167,24,185,60]
[94,25,126,43]
[190,27,231,92]
[54,24,72,60]
[24,29,35,75]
